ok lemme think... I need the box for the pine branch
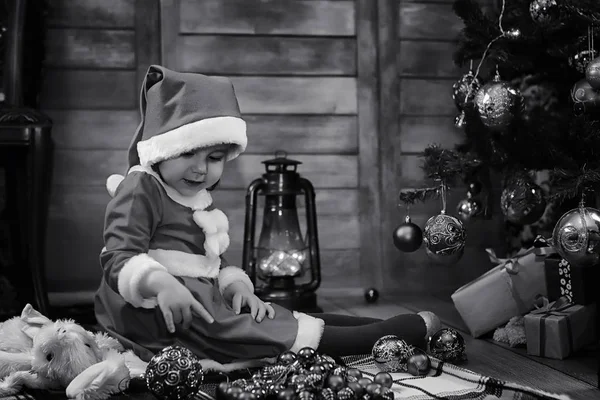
[420,145,481,186]
[561,0,600,25]
[398,187,441,206]
[549,167,600,202]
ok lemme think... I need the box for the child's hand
[227,282,275,322]
[156,286,214,333]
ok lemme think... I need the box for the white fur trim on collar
[193,209,230,258]
[289,312,324,353]
[137,116,247,166]
[148,249,221,278]
[128,165,213,210]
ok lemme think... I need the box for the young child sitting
[95,65,439,370]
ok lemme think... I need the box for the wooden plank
[45,29,135,69]
[178,36,356,76]
[40,70,137,109]
[52,151,359,189]
[400,78,456,116]
[47,110,139,149]
[231,77,358,115]
[399,116,464,153]
[47,0,135,28]
[180,0,355,36]
[357,0,384,292]
[159,0,180,69]
[398,3,463,40]
[399,40,462,78]
[136,0,162,95]
[378,0,402,293]
[46,112,357,154]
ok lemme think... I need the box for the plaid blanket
[2,354,572,400]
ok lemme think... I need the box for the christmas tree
[394,0,600,267]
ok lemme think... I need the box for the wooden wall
[40,0,506,305]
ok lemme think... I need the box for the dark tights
[308,313,426,357]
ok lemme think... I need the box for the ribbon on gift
[485,246,555,275]
[529,295,575,358]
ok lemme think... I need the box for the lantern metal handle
[296,177,321,292]
[242,177,266,286]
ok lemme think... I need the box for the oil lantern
[242,151,322,312]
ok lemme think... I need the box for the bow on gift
[529,295,575,358]
[531,295,573,315]
[485,245,554,275]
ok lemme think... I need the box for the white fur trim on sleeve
[289,312,325,353]
[117,254,167,308]
[218,266,254,295]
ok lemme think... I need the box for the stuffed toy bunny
[0,304,148,399]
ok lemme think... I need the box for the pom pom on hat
[107,174,125,197]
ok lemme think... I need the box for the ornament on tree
[456,192,482,222]
[428,328,467,364]
[393,215,423,252]
[364,288,379,303]
[452,66,481,111]
[569,49,597,74]
[585,56,600,89]
[571,78,600,116]
[454,110,467,129]
[372,335,415,372]
[145,345,204,400]
[500,174,546,225]
[504,28,521,40]
[474,70,523,132]
[467,181,482,196]
[551,206,600,268]
[529,0,560,27]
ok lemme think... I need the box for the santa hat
[127,65,247,168]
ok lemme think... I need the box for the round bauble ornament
[551,207,600,267]
[145,345,204,400]
[423,213,467,265]
[373,372,393,388]
[365,288,379,303]
[500,176,546,225]
[428,328,467,364]
[452,71,481,111]
[455,111,467,129]
[393,216,423,252]
[457,195,482,222]
[474,75,523,132]
[569,49,598,74]
[372,335,415,372]
[467,181,482,196]
[571,78,600,116]
[529,0,559,27]
[586,56,600,90]
[407,350,431,376]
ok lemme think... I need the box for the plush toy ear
[19,304,52,339]
[66,351,130,400]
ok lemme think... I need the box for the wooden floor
[317,288,600,400]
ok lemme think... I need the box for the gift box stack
[522,253,598,359]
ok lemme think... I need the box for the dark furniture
[0,0,53,317]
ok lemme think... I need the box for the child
[94,65,440,370]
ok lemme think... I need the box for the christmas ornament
[569,49,597,74]
[467,181,482,196]
[372,335,414,372]
[373,372,393,388]
[407,351,431,376]
[551,207,600,267]
[452,70,481,111]
[500,175,546,225]
[423,213,467,264]
[428,328,467,364]
[454,111,467,129]
[529,0,559,27]
[474,71,523,132]
[277,351,297,365]
[585,56,600,89]
[145,345,204,400]
[504,28,521,40]
[456,192,482,222]
[571,78,600,115]
[364,288,379,303]
[393,215,423,252]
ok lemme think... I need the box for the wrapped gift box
[451,247,548,338]
[545,254,598,305]
[524,299,596,359]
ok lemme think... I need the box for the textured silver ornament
[145,345,204,400]
[569,49,598,74]
[456,196,482,222]
[529,0,559,26]
[552,207,600,267]
[452,71,481,111]
[372,335,414,372]
[500,176,546,225]
[474,74,523,132]
[585,56,600,90]
[423,213,466,264]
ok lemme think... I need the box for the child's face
[158,144,230,196]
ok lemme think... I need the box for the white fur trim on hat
[218,266,254,295]
[148,248,221,278]
[289,312,325,352]
[137,116,247,167]
[117,254,167,309]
